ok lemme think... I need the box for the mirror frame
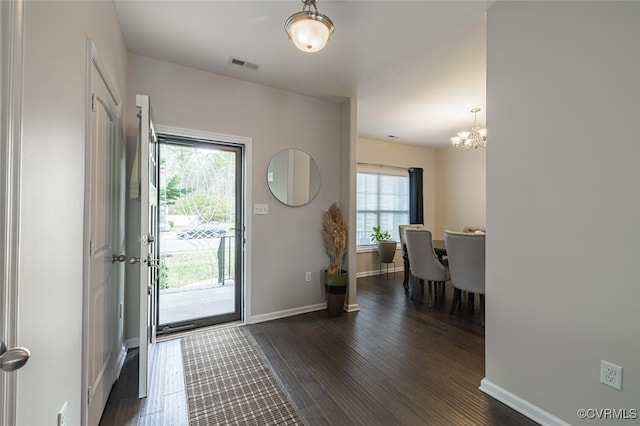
[267,148,320,207]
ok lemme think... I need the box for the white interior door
[137,94,159,398]
[85,41,122,425]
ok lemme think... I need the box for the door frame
[0,1,25,425]
[156,136,243,331]
[156,125,252,324]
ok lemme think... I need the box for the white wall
[340,99,358,310]
[356,137,436,275]
[434,147,486,238]
[485,2,640,424]
[125,54,342,334]
[19,1,128,425]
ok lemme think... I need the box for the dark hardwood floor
[100,338,188,426]
[101,273,538,425]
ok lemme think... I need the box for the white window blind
[356,170,409,246]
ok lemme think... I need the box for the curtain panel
[408,167,423,224]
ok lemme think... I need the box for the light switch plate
[253,203,269,215]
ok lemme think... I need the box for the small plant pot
[324,270,348,317]
[377,241,397,263]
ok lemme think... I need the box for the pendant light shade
[285,0,334,53]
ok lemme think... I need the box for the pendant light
[285,0,334,53]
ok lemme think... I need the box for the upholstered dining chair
[444,230,486,326]
[462,226,486,234]
[398,224,425,290]
[404,228,450,307]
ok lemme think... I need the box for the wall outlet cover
[600,360,623,391]
[57,402,68,426]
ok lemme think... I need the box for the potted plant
[370,225,397,263]
[322,202,348,317]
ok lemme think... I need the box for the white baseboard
[247,303,326,324]
[116,345,127,376]
[125,337,139,349]
[345,303,360,312]
[479,378,569,426]
[356,267,403,278]
[248,301,360,323]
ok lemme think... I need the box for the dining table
[433,239,447,260]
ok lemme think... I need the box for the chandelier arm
[450,108,487,149]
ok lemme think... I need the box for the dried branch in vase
[322,202,347,275]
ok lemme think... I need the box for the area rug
[181,326,304,425]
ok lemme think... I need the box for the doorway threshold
[156,320,245,342]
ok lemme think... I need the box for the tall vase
[324,269,348,317]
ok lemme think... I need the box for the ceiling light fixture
[285,0,334,53]
[450,108,487,149]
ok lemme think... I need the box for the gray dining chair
[444,230,486,326]
[398,224,425,290]
[462,226,485,234]
[404,228,450,307]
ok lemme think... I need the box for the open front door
[136,94,159,398]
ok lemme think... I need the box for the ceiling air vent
[229,57,260,71]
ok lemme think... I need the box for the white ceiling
[114,1,490,148]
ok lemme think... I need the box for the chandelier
[450,108,487,149]
[285,0,334,53]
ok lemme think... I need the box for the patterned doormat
[181,326,304,425]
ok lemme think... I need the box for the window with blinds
[356,172,409,246]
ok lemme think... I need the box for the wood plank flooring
[100,274,538,425]
[99,339,188,425]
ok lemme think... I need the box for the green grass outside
[160,250,235,290]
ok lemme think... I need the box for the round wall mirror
[267,149,320,207]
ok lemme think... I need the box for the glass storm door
[156,135,243,333]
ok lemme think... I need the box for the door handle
[0,341,30,372]
[147,253,159,267]
[112,254,127,264]
[127,255,158,267]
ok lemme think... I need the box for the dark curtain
[408,168,423,224]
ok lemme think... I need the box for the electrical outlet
[305,271,311,282]
[600,360,623,391]
[57,402,68,426]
